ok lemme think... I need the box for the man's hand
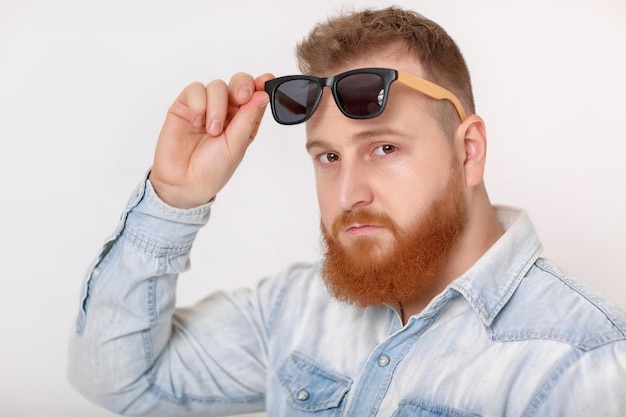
[149,72,273,208]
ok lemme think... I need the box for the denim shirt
[69,178,626,417]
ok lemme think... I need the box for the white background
[1,0,624,416]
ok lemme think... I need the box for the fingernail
[239,87,252,100]
[209,119,221,136]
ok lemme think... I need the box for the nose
[336,158,374,211]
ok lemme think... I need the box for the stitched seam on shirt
[346,313,439,417]
[490,245,542,320]
[265,280,289,339]
[145,384,265,405]
[141,329,154,370]
[451,244,541,328]
[535,260,626,338]
[139,327,266,405]
[123,228,194,257]
[489,330,626,350]
[77,237,126,334]
[398,399,482,417]
[146,276,157,326]
[521,347,591,417]
[370,333,420,416]
[145,182,211,222]
[278,352,351,410]
[141,274,160,374]
[264,265,311,338]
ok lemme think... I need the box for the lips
[346,224,384,236]
[331,210,398,238]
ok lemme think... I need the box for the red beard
[321,163,467,307]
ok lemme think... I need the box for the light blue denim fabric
[69,178,626,416]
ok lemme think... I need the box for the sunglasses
[264,67,467,125]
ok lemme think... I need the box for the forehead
[304,53,433,143]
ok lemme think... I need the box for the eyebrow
[305,128,409,153]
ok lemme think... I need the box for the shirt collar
[449,206,543,327]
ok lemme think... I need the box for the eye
[373,144,396,156]
[318,152,340,164]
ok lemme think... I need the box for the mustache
[330,209,399,236]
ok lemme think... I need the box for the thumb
[224,90,269,153]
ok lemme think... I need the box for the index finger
[255,73,275,91]
[228,72,256,106]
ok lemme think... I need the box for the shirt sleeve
[529,340,626,416]
[68,177,274,416]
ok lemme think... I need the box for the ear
[455,114,487,188]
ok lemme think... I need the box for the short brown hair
[296,7,475,132]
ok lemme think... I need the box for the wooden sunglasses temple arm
[397,71,467,122]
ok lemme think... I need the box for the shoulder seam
[534,259,626,338]
[522,340,626,416]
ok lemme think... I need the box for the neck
[400,187,504,324]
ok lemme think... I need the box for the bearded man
[69,7,626,417]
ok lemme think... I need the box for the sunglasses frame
[264,67,467,125]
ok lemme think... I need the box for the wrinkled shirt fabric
[69,178,626,417]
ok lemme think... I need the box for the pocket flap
[278,352,352,412]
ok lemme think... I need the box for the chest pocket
[392,399,482,417]
[278,351,352,416]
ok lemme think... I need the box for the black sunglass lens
[336,73,385,117]
[273,79,320,124]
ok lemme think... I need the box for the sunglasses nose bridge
[320,75,344,109]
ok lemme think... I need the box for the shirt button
[296,389,310,401]
[378,354,390,367]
